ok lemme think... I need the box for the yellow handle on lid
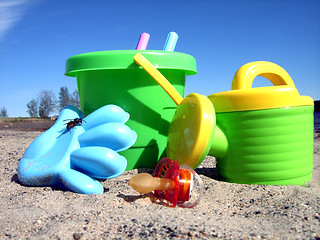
[209,61,313,113]
[231,61,295,90]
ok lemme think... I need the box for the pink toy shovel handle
[136,33,150,50]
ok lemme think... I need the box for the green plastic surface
[65,50,197,170]
[65,50,197,77]
[214,105,314,185]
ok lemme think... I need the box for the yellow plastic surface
[167,93,214,168]
[133,53,183,105]
[209,61,314,112]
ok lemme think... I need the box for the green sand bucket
[208,61,314,185]
[65,50,197,170]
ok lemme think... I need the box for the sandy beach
[0,128,319,239]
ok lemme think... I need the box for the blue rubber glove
[17,105,137,194]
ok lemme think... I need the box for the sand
[0,129,319,239]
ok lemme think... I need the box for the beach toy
[209,62,314,185]
[65,49,197,170]
[129,158,204,207]
[18,105,137,194]
[163,32,178,51]
[136,32,150,50]
[134,53,314,185]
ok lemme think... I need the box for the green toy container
[65,50,197,170]
[208,61,314,185]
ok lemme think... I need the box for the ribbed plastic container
[215,106,314,185]
[209,61,314,185]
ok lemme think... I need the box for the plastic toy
[136,32,150,50]
[18,105,137,194]
[134,53,314,185]
[65,49,197,171]
[209,62,314,185]
[163,32,179,51]
[129,158,204,208]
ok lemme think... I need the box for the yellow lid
[167,93,215,168]
[209,61,314,113]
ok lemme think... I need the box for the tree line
[1,87,79,118]
[26,87,80,118]
[0,107,8,118]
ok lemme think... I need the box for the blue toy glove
[17,105,137,194]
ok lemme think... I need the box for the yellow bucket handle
[231,61,296,90]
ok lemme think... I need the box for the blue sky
[0,0,319,117]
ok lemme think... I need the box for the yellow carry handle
[133,53,183,106]
[231,61,296,90]
[210,61,313,112]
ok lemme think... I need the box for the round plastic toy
[18,105,137,194]
[129,158,204,208]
